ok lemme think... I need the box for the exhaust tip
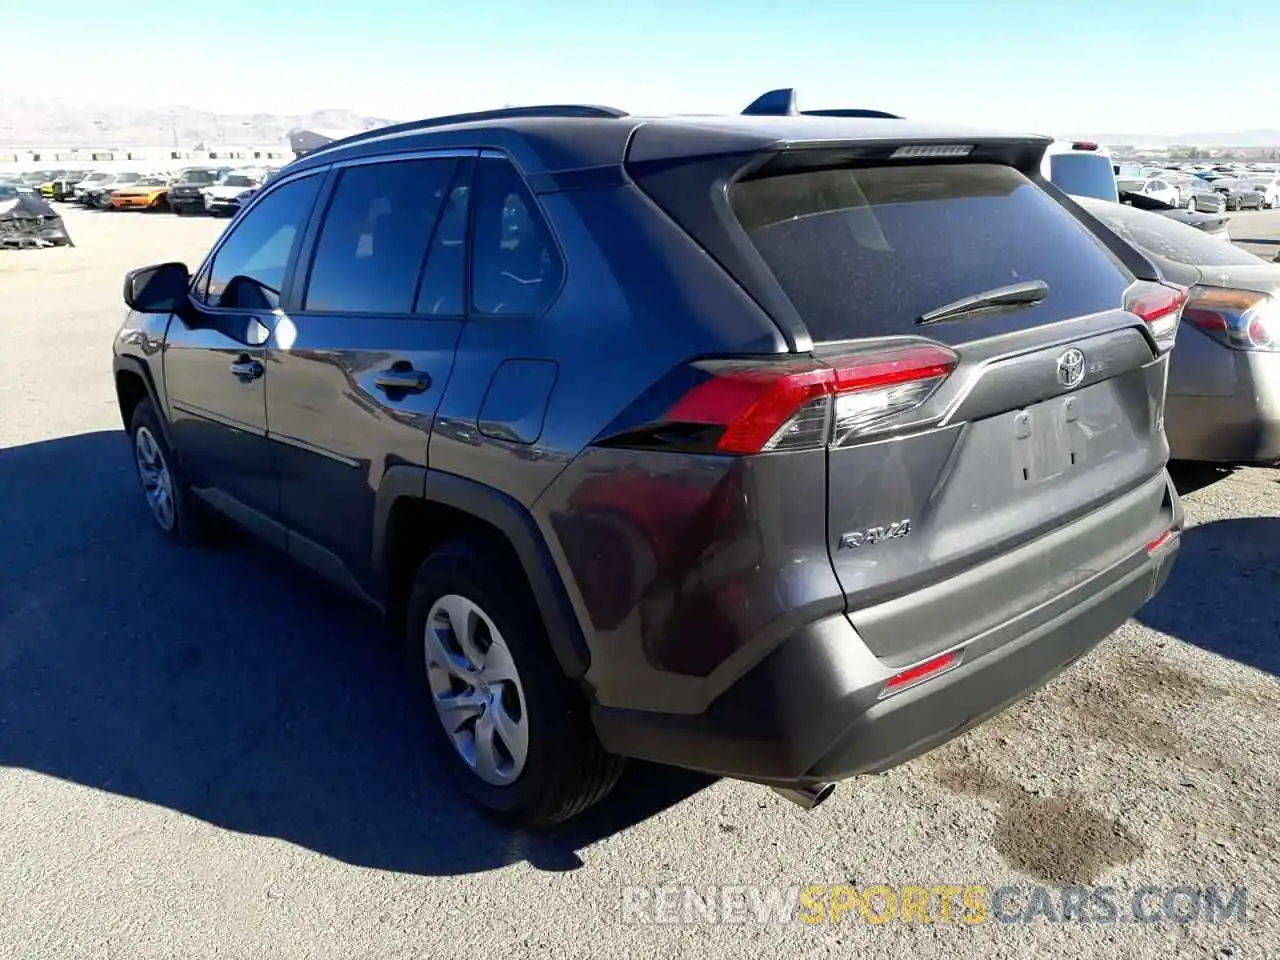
[771,782,836,810]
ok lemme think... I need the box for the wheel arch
[113,355,171,444]
[375,467,592,683]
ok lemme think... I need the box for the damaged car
[0,183,74,248]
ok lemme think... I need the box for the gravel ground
[1,206,1278,960]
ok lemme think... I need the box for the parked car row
[4,165,284,216]
[1115,161,1280,212]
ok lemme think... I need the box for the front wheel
[128,399,207,545]
[405,534,624,827]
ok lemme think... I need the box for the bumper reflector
[879,650,961,699]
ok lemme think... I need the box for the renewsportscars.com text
[621,884,1249,926]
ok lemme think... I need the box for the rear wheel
[405,534,624,827]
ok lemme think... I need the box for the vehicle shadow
[1167,460,1236,495]
[0,430,712,876]
[1135,515,1280,677]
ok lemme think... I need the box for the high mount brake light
[1125,281,1188,353]
[664,344,959,454]
[1182,286,1280,352]
[890,144,973,160]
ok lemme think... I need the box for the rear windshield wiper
[917,280,1050,325]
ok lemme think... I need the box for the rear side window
[731,163,1132,343]
[1049,153,1119,202]
[303,157,458,315]
[415,169,471,316]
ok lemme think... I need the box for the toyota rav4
[113,103,1184,827]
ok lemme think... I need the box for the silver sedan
[1080,197,1280,464]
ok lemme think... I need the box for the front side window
[302,157,458,315]
[470,157,563,316]
[202,174,321,311]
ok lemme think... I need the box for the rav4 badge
[838,519,912,550]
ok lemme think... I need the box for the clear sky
[3,0,1276,134]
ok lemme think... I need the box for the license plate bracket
[1014,396,1085,484]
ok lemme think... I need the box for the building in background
[287,127,364,158]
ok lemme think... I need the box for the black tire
[127,398,208,546]
[405,533,624,827]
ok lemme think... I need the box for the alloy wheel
[134,426,176,531]
[424,593,530,786]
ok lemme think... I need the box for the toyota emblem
[1056,348,1086,389]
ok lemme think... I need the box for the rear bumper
[1168,352,1280,465]
[592,473,1182,786]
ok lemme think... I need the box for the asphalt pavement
[1,205,1278,960]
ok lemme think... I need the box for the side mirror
[123,261,191,313]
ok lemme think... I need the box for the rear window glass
[730,163,1132,343]
[1080,199,1263,269]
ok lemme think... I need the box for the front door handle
[374,369,432,394]
[229,356,264,381]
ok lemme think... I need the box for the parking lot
[1,204,1278,959]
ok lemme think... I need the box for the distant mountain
[0,90,398,147]
[1069,130,1280,149]
[6,90,1278,151]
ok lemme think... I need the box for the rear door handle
[374,369,432,394]
[229,356,264,381]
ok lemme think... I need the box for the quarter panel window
[470,157,563,316]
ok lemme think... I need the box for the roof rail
[302,104,631,156]
[741,88,902,121]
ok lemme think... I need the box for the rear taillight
[1182,286,1280,352]
[1125,281,1188,353]
[648,343,959,455]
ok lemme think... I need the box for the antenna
[741,88,903,120]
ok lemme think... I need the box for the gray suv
[113,104,1184,826]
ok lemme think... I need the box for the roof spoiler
[741,88,903,120]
